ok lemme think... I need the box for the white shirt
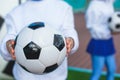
[85,0,114,39]
[0,0,79,80]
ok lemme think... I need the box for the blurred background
[0,0,120,80]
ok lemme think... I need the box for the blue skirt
[86,38,116,56]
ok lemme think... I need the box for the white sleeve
[0,14,17,61]
[85,9,102,38]
[61,6,79,54]
[85,5,110,39]
[85,6,102,30]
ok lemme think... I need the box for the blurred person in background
[85,0,116,80]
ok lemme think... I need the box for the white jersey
[0,0,79,80]
[85,0,115,39]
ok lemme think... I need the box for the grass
[68,67,120,80]
[0,67,120,80]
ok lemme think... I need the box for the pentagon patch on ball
[14,22,66,74]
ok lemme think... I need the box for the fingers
[66,37,74,55]
[66,39,71,53]
[8,44,15,59]
[6,40,16,60]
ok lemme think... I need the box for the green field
[68,69,120,80]
[0,67,120,80]
[68,67,120,80]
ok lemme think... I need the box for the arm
[85,9,102,39]
[0,14,17,61]
[62,6,79,55]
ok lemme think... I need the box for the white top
[0,0,79,80]
[85,0,114,39]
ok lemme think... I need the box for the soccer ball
[108,12,120,32]
[14,22,66,74]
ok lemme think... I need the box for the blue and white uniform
[0,0,79,80]
[85,0,116,80]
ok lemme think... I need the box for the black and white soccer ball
[108,12,120,33]
[15,22,66,74]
